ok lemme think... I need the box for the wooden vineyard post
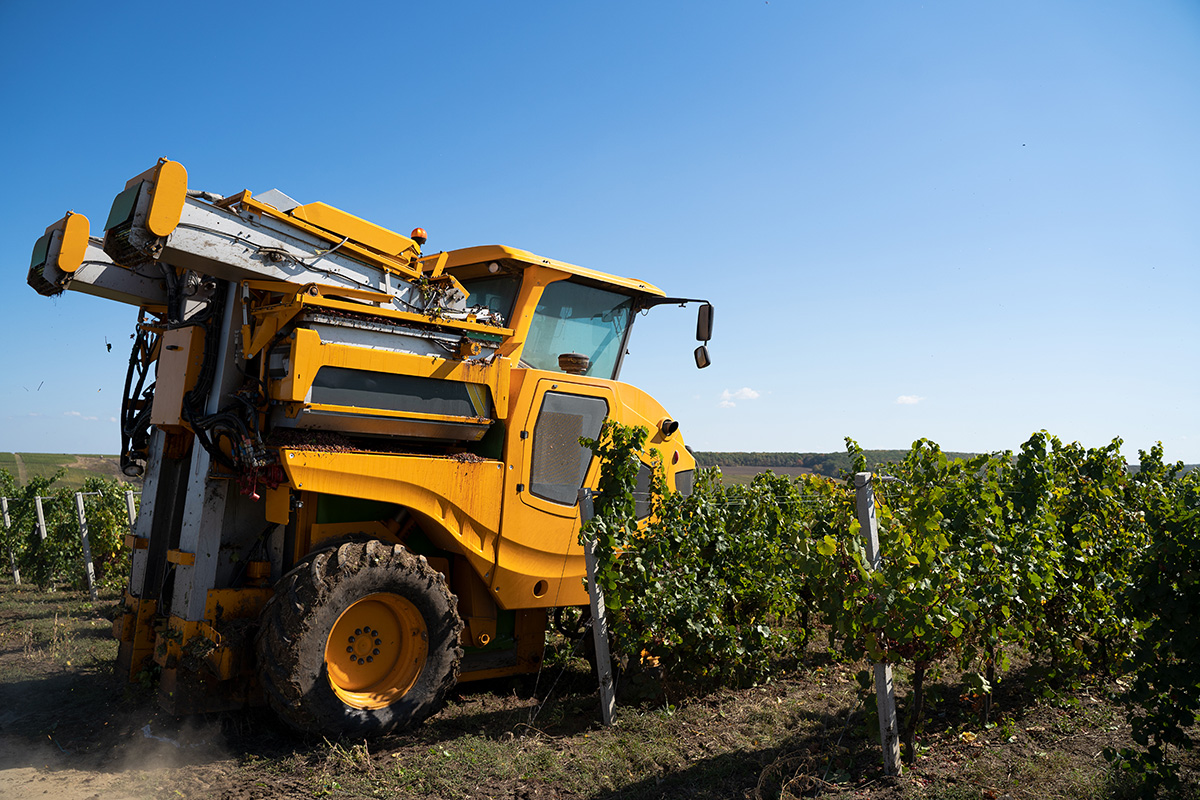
[34,496,49,541]
[578,487,616,726]
[1,497,17,585]
[856,472,901,776]
[125,490,138,527]
[74,492,100,601]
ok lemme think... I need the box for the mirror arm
[636,296,711,310]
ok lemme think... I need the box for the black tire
[255,539,463,737]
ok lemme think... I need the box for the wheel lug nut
[346,646,353,653]
[355,628,363,636]
[373,648,380,655]
[358,658,365,665]
[366,656,373,663]
[375,638,382,646]
[348,636,355,643]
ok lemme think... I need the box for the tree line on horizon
[693,450,978,478]
[694,450,1197,479]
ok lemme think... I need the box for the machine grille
[103,222,156,271]
[634,460,653,519]
[530,393,607,506]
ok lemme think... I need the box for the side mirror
[696,303,714,342]
[694,345,711,369]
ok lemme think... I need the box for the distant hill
[0,453,139,491]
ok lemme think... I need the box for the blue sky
[1,1,1197,462]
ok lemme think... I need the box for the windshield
[523,280,634,380]
[460,275,522,326]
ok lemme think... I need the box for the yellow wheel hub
[325,593,428,709]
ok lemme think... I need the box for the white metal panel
[128,428,166,595]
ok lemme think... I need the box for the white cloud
[64,411,82,417]
[718,387,761,408]
[896,395,924,405]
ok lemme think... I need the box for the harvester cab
[26,159,713,737]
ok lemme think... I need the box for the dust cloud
[0,713,235,800]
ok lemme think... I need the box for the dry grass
[0,579,1197,800]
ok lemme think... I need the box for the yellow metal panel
[426,251,449,278]
[425,556,451,581]
[452,558,498,647]
[146,159,188,237]
[486,375,613,609]
[465,384,489,417]
[494,265,570,364]
[435,244,665,297]
[308,521,396,551]
[293,490,319,566]
[612,380,699,483]
[113,590,136,641]
[205,587,274,622]
[486,371,699,610]
[55,212,89,273]
[456,609,547,683]
[488,540,590,608]
[298,403,488,426]
[278,327,321,403]
[115,594,158,682]
[280,450,505,585]
[236,194,423,279]
[264,484,290,524]
[156,616,199,666]
[275,327,511,420]
[515,608,548,668]
[289,201,418,257]
[514,376,611,520]
[198,622,234,680]
[165,589,273,681]
[166,549,196,566]
[240,293,303,359]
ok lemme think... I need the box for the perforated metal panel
[311,367,489,418]
[530,392,608,505]
[634,460,653,519]
[675,469,695,497]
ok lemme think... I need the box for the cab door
[493,376,612,609]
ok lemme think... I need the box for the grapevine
[582,424,1197,782]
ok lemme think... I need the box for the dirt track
[0,733,229,800]
[2,582,1195,799]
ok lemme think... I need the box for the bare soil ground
[11,452,27,484]
[0,580,1195,800]
[68,455,132,482]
